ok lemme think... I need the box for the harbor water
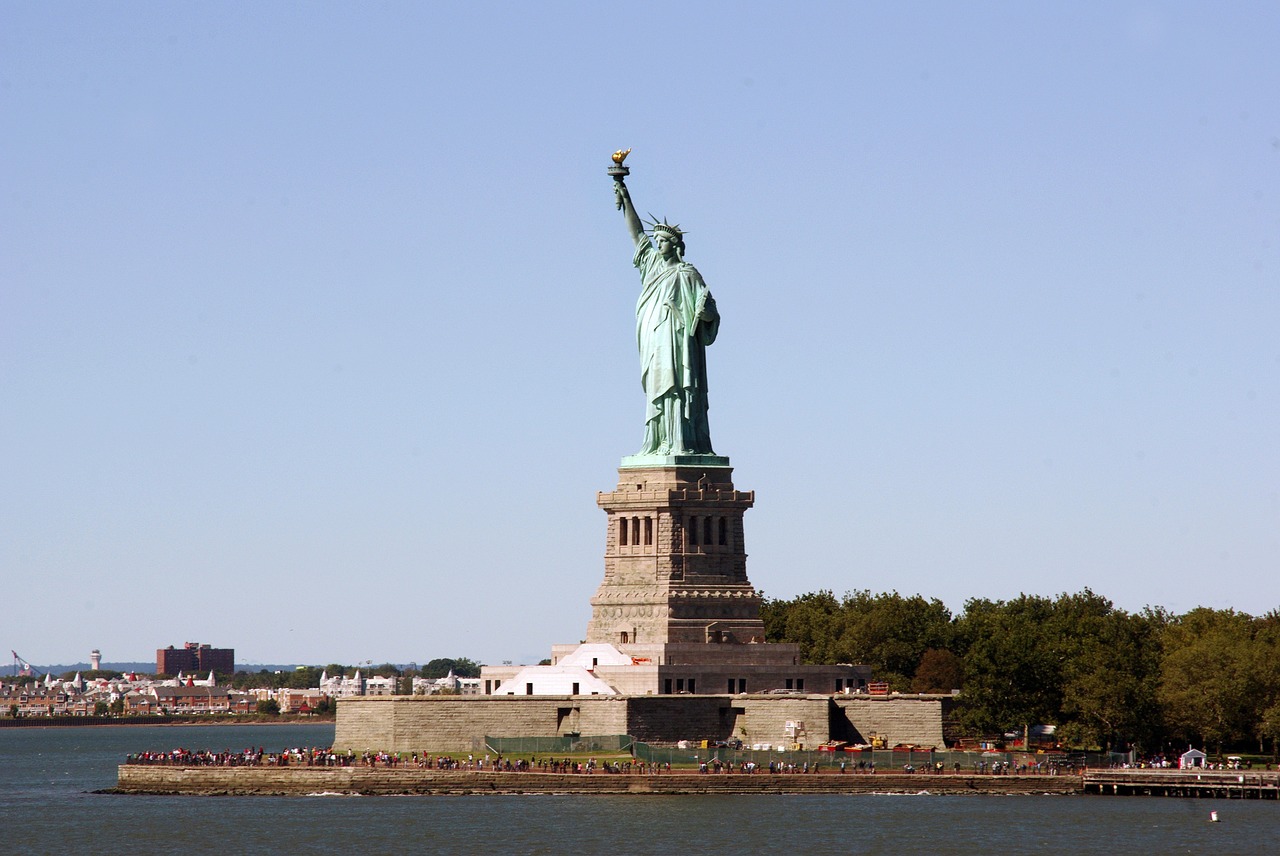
[2,723,1278,854]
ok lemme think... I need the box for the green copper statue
[611,152,721,460]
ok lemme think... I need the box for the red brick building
[156,642,235,676]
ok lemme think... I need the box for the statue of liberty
[611,154,720,458]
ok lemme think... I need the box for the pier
[1083,769,1280,799]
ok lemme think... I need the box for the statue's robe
[632,238,719,455]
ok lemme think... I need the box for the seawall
[112,766,1081,796]
[333,694,948,753]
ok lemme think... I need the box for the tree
[1257,703,1280,762]
[836,591,953,689]
[955,595,1063,736]
[286,667,323,689]
[912,649,963,693]
[1252,611,1280,754]
[762,590,843,664]
[1057,601,1163,752]
[256,699,280,716]
[421,658,481,679]
[1158,608,1259,755]
[762,590,953,690]
[94,701,109,716]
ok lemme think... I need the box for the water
[2,724,1278,855]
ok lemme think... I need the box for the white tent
[492,645,631,696]
[556,644,633,669]
[1179,748,1207,769]
[493,665,617,696]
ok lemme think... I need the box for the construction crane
[10,651,41,678]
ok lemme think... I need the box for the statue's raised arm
[610,149,647,247]
[606,151,723,463]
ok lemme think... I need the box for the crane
[10,650,41,678]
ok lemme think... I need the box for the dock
[1083,769,1280,799]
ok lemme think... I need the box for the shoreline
[109,766,1083,796]
[107,766,1280,799]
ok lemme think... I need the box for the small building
[124,691,156,715]
[412,671,482,696]
[1179,748,1207,769]
[153,685,232,714]
[276,688,327,713]
[320,670,365,698]
[364,676,397,696]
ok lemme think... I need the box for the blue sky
[3,2,1277,668]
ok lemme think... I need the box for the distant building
[413,670,483,696]
[156,642,235,676]
[153,685,232,714]
[363,675,397,696]
[277,688,327,713]
[319,670,364,698]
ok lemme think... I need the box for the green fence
[633,743,1116,771]
[483,736,1117,769]
[484,735,633,755]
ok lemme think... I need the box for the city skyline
[4,3,1277,666]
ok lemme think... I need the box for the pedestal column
[587,464,765,646]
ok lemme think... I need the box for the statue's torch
[609,148,631,208]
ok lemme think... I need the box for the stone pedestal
[480,459,871,700]
[587,464,764,646]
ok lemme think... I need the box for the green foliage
[954,594,1064,734]
[286,667,324,688]
[764,587,1280,753]
[256,698,280,715]
[1058,605,1164,751]
[94,700,109,716]
[420,658,481,679]
[840,590,953,688]
[763,590,952,691]
[1158,608,1263,754]
[230,666,326,690]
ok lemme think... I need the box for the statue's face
[656,233,679,258]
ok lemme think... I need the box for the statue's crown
[645,215,685,240]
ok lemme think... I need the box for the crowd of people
[125,746,356,767]
[124,747,1086,775]
[1119,755,1268,771]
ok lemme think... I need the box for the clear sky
[3,2,1277,668]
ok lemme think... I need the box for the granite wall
[334,693,947,753]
